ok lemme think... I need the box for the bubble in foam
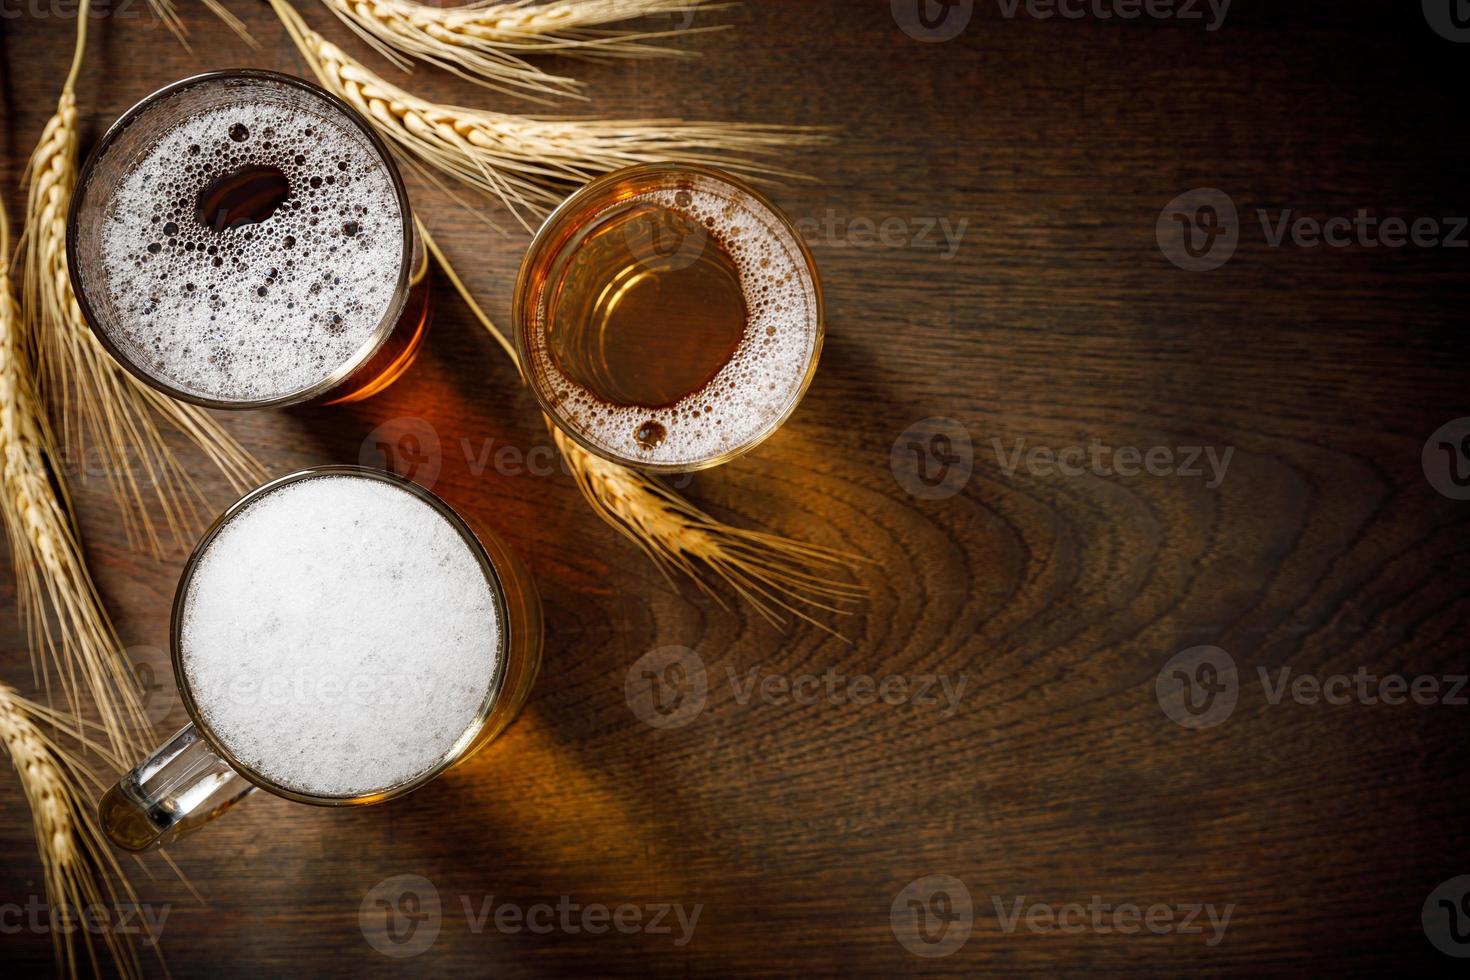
[530,176,819,467]
[179,475,500,798]
[89,98,403,403]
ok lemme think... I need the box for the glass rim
[66,69,416,411]
[168,465,512,807]
[511,162,826,474]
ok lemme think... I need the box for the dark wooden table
[3,1,1468,975]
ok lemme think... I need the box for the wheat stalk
[272,0,828,229]
[419,223,866,635]
[0,683,160,980]
[554,425,869,635]
[148,0,257,48]
[4,192,157,761]
[320,0,726,100]
[23,1,267,558]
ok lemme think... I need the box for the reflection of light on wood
[444,705,688,891]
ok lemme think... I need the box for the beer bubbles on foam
[95,101,403,403]
[536,179,819,467]
[179,476,500,798]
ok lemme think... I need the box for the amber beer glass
[513,164,825,473]
[68,70,429,408]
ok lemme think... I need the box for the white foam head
[76,76,405,404]
[179,474,501,798]
[528,173,820,467]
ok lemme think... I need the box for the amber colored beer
[514,164,824,472]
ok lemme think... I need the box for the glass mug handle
[98,724,257,852]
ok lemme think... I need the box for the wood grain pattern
[2,1,1468,975]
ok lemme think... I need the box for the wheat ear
[320,0,726,100]
[23,1,266,557]
[0,683,161,980]
[420,223,867,635]
[272,0,828,229]
[5,192,156,760]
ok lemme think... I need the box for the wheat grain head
[0,683,159,980]
[22,8,266,558]
[320,0,727,100]
[4,193,159,761]
[273,0,829,229]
